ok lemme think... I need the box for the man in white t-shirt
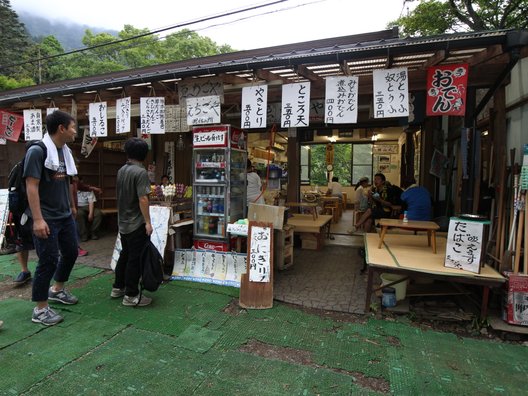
[247,159,264,207]
[327,176,343,199]
[77,189,103,241]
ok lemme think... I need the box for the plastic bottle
[403,211,409,223]
[209,217,216,235]
[197,198,203,215]
[217,219,224,236]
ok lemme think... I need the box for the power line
[0,0,291,71]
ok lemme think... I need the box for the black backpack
[7,141,47,217]
[140,239,165,293]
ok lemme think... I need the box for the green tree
[159,29,234,63]
[29,35,65,84]
[0,0,33,80]
[389,0,528,37]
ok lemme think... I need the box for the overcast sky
[11,0,411,50]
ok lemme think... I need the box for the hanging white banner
[81,126,98,158]
[186,95,221,125]
[23,109,43,141]
[241,84,268,129]
[140,97,165,134]
[116,97,131,134]
[281,82,310,128]
[89,102,108,137]
[46,107,59,116]
[372,67,409,118]
[325,76,359,124]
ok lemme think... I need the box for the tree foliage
[0,0,32,80]
[309,144,352,186]
[389,0,528,37]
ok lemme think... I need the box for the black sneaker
[48,288,79,305]
[13,271,31,285]
[32,306,63,326]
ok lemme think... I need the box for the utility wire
[0,0,291,71]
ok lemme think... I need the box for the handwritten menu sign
[140,97,165,134]
[426,64,468,116]
[89,102,108,137]
[178,76,224,105]
[165,104,189,133]
[116,97,131,134]
[325,76,359,124]
[193,128,227,147]
[186,95,221,125]
[248,224,272,283]
[23,109,43,140]
[171,249,246,287]
[445,218,485,274]
[373,68,409,118]
[241,85,268,129]
[281,82,311,128]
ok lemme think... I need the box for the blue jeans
[32,216,79,302]
[114,224,148,297]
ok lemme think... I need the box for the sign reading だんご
[445,217,486,274]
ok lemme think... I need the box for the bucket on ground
[380,273,408,301]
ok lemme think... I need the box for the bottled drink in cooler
[217,219,224,236]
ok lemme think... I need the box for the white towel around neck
[41,133,78,176]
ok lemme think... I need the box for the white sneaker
[122,295,152,307]
[110,288,125,298]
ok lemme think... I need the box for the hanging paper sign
[0,110,24,142]
[89,102,108,137]
[81,127,97,158]
[178,76,224,105]
[116,97,131,134]
[186,95,221,125]
[241,85,268,129]
[23,109,43,141]
[164,141,175,183]
[445,218,485,274]
[325,76,359,124]
[140,97,165,134]
[248,224,272,283]
[46,107,59,116]
[373,68,409,118]
[192,127,227,147]
[426,63,468,116]
[281,82,311,128]
[71,99,77,122]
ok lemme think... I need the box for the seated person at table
[349,173,402,233]
[77,185,103,241]
[326,176,343,200]
[354,177,370,212]
[400,177,432,221]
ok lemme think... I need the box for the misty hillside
[18,11,118,51]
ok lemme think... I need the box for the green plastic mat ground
[0,299,43,348]
[0,254,101,280]
[65,274,233,336]
[0,317,125,394]
[175,324,223,353]
[27,327,374,395]
[169,279,240,297]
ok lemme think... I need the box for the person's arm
[69,182,77,218]
[87,201,94,222]
[26,177,49,239]
[139,195,152,236]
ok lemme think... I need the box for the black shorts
[13,216,34,252]
[371,207,392,220]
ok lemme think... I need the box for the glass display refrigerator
[192,125,247,251]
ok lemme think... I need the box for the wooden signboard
[239,221,274,309]
[444,217,486,274]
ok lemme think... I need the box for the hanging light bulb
[176,134,185,151]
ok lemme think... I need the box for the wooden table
[287,214,333,239]
[285,202,318,220]
[378,218,440,253]
[365,233,505,319]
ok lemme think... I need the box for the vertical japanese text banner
[0,110,24,142]
[281,82,311,128]
[372,68,409,119]
[186,95,221,126]
[140,97,165,134]
[23,109,43,141]
[89,102,108,137]
[426,63,468,116]
[325,76,359,124]
[241,85,268,129]
[116,97,131,134]
[46,107,59,116]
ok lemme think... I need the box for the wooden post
[239,221,274,309]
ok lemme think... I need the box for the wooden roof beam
[422,50,447,69]
[295,64,323,84]
[466,44,503,66]
[254,68,290,84]
[218,73,251,85]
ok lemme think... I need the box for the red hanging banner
[426,64,469,117]
[0,110,24,142]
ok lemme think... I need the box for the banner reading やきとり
[426,64,468,116]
